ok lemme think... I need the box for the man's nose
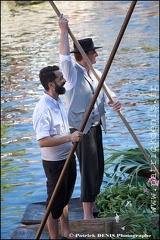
[63,78,66,83]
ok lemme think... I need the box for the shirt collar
[75,62,89,77]
[44,92,61,105]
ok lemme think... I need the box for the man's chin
[57,88,66,95]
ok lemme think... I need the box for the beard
[55,83,66,95]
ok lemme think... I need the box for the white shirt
[59,54,116,102]
[60,54,116,126]
[33,93,72,161]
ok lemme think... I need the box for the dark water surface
[1,1,159,239]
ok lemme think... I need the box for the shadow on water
[1,1,159,239]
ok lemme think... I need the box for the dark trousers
[71,125,104,202]
[42,156,76,219]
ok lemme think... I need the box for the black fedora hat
[70,38,102,53]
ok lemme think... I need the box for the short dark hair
[39,65,59,90]
[74,52,83,61]
[74,51,89,61]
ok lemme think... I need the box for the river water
[1,1,159,239]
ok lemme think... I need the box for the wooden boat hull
[10,198,130,239]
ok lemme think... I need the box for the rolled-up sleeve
[33,109,51,140]
[36,117,50,140]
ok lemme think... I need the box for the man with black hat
[58,14,122,220]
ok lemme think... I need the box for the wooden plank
[69,218,113,238]
[10,224,49,239]
[10,218,130,239]
[21,198,98,225]
[21,202,46,225]
[11,197,131,239]
[11,218,113,239]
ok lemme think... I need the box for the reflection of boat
[14,1,44,5]
[10,197,130,239]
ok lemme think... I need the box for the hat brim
[70,46,102,54]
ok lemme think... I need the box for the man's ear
[48,81,55,89]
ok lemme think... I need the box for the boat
[10,197,130,239]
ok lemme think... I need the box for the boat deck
[10,198,130,239]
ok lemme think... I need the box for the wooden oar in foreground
[35,1,142,239]
[49,0,159,179]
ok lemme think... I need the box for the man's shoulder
[34,96,51,112]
